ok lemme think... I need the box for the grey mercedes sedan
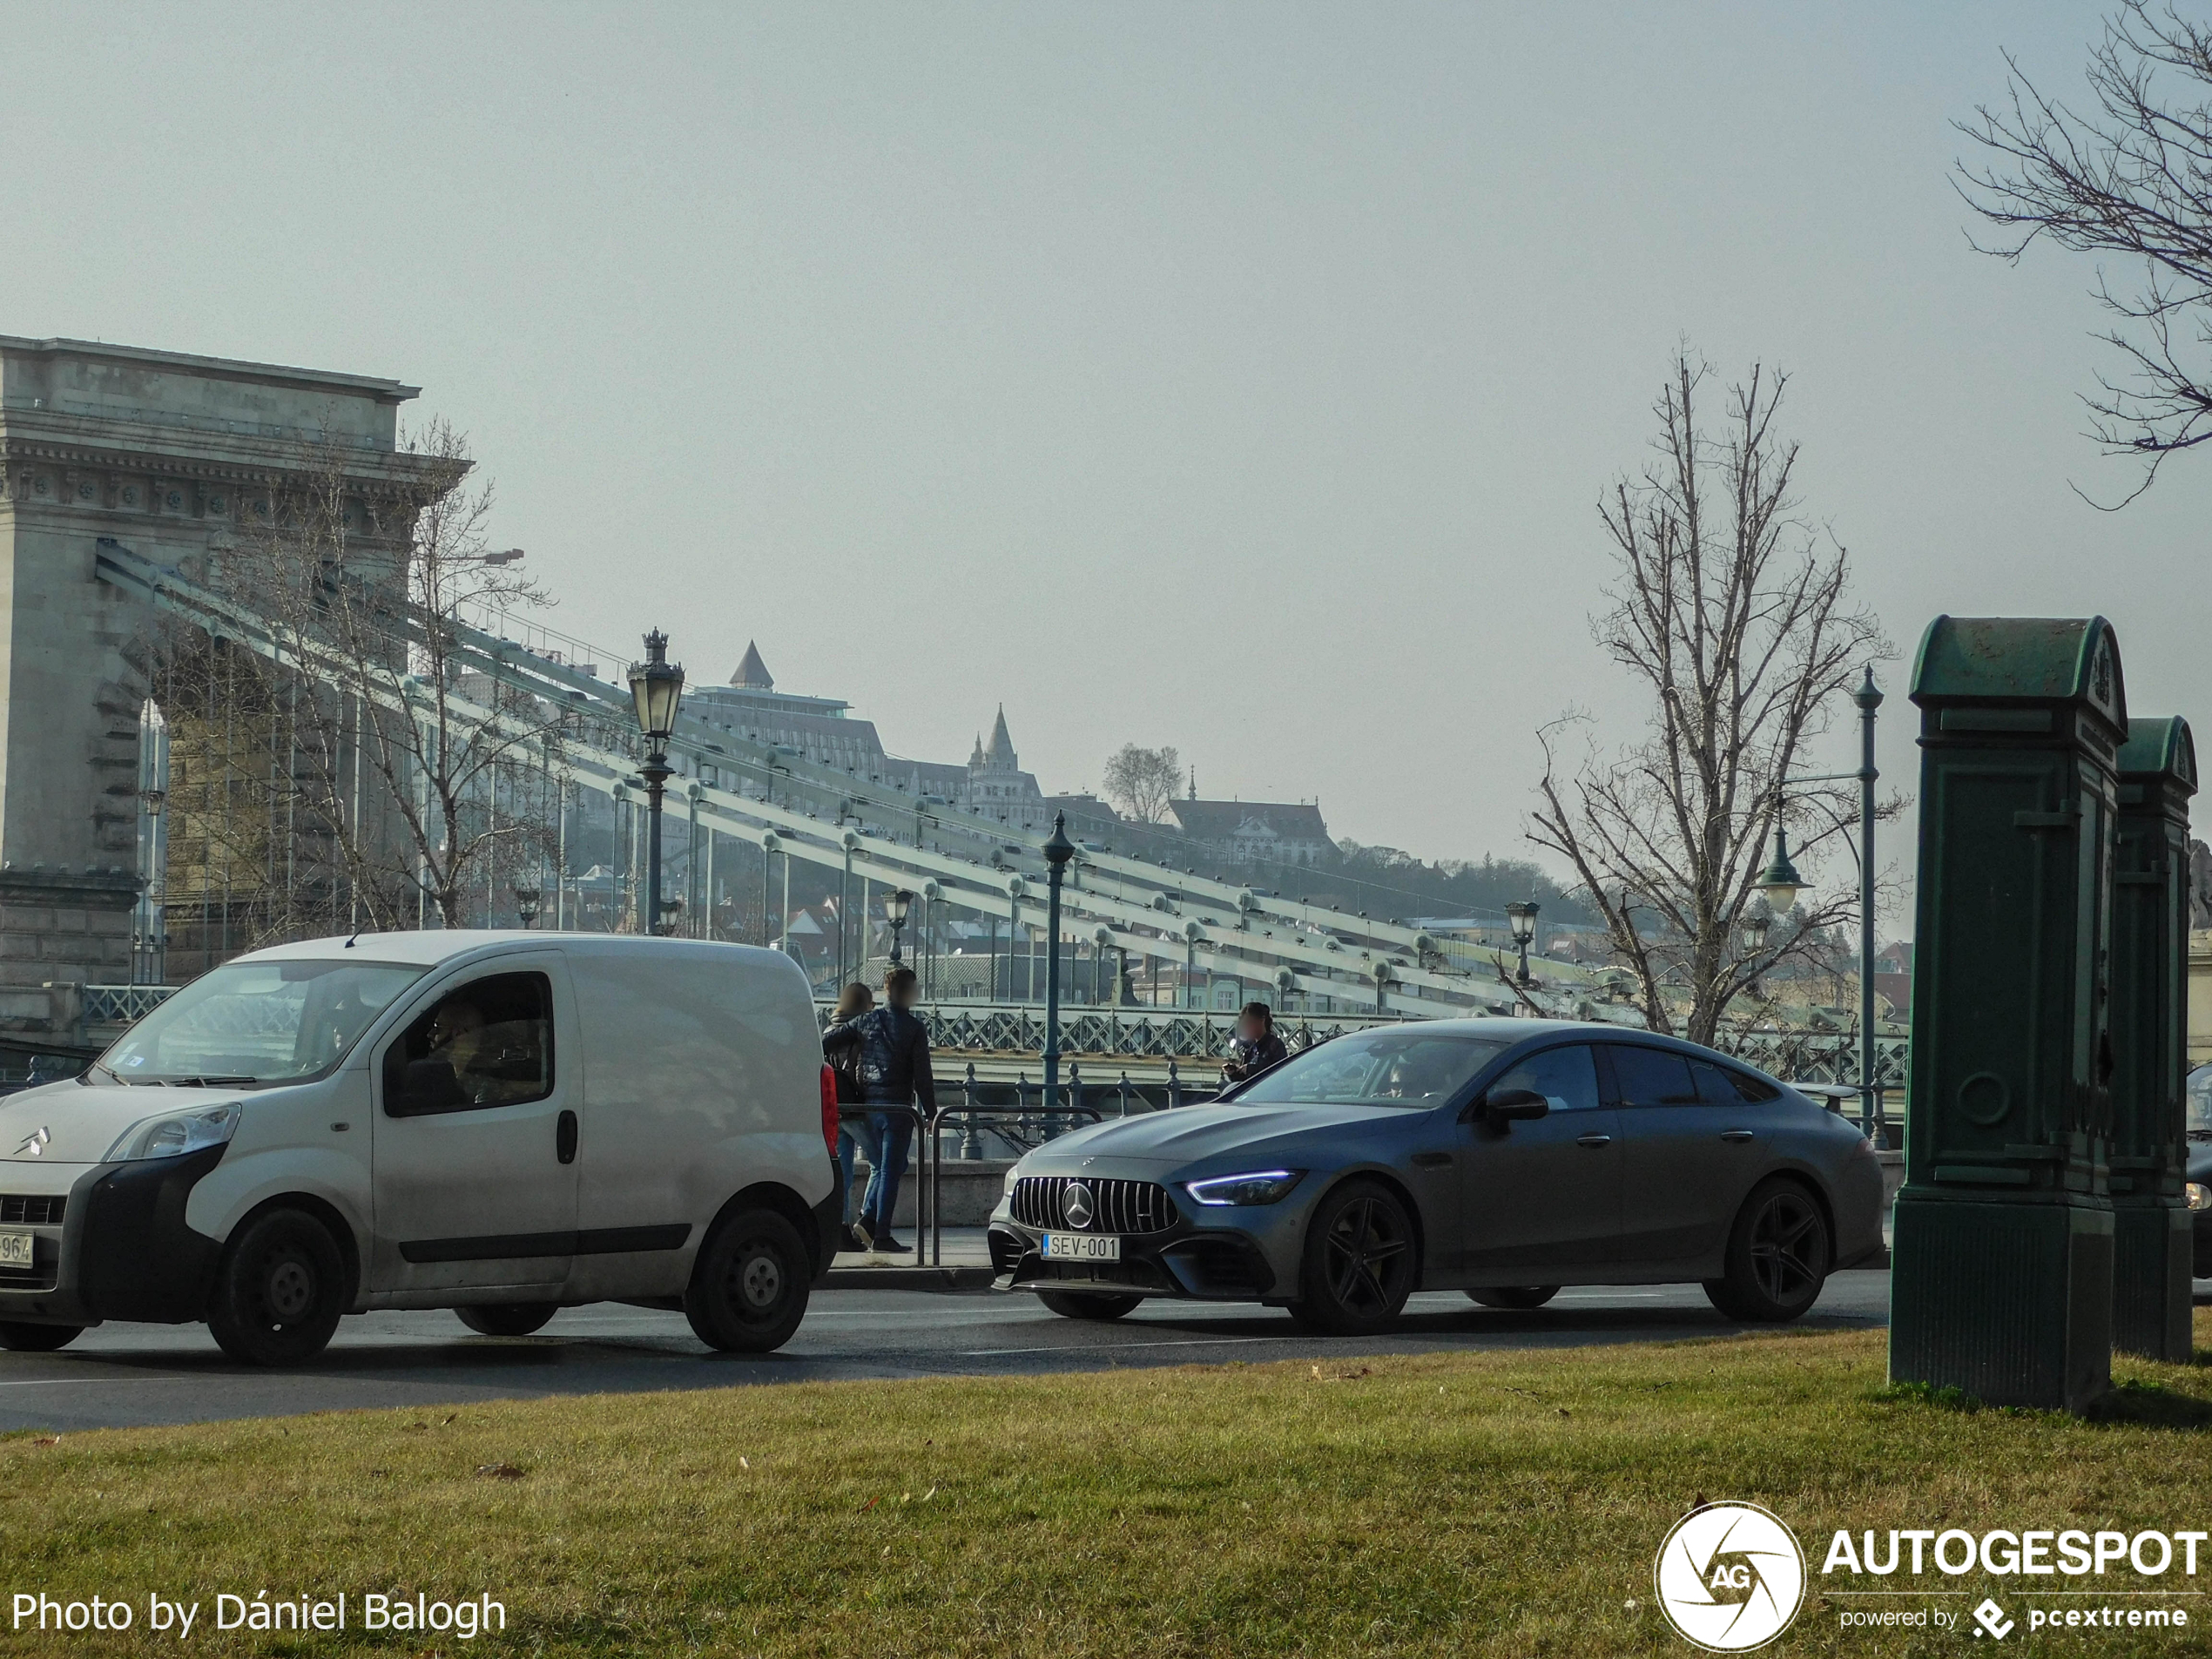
[987,1020,1885,1334]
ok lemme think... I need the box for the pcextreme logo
[1654,1501,1808,1652]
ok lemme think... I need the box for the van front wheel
[685,1208,811,1353]
[207,1208,346,1366]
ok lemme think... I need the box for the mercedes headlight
[1002,1166,1022,1196]
[105,1103,242,1163]
[1184,1170,1304,1207]
[2187,1181,2211,1212]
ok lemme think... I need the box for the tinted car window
[1608,1045,1699,1107]
[1490,1044,1602,1112]
[383,971,553,1113]
[1234,1030,1511,1106]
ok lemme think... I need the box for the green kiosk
[2109,715,2196,1360]
[1891,616,2121,1413]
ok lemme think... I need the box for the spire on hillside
[731,640,773,691]
[983,704,1016,768]
[968,732,986,769]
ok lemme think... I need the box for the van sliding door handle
[1575,1133,1612,1149]
[556,1109,577,1164]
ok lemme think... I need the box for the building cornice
[0,335,419,403]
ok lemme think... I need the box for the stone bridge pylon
[0,336,438,1042]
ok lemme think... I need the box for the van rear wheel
[207,1208,347,1366]
[456,1303,557,1337]
[0,1321,82,1352]
[685,1208,811,1353]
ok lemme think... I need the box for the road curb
[825,1264,997,1291]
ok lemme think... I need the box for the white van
[0,933,840,1365]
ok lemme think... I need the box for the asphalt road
[0,1271,1894,1433]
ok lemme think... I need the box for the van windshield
[1231,1029,1512,1107]
[97,960,426,1086]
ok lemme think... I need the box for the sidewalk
[824,1226,997,1290]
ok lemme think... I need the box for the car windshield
[1232,1029,1513,1106]
[2189,1065,2212,1137]
[97,960,426,1086]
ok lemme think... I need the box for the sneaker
[852,1220,875,1251]
[871,1233,907,1254]
[840,1226,866,1252]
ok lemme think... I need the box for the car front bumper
[988,1215,1281,1301]
[0,1148,226,1327]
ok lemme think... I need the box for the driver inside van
[428,1000,490,1098]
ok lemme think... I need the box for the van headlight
[1184,1170,1304,1207]
[105,1103,241,1163]
[2188,1182,2212,1212]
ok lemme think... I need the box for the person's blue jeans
[859,1108,914,1238]
[837,1114,883,1226]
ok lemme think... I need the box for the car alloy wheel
[1294,1179,1416,1335]
[685,1207,811,1353]
[1705,1177,1831,1323]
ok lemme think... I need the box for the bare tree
[1103,743,1184,823]
[1528,352,1892,1046]
[202,419,570,932]
[1958,2,2212,503]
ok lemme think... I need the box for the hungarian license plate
[0,1231,32,1269]
[1042,1231,1121,1263]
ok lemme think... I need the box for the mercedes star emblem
[1062,1181,1095,1230]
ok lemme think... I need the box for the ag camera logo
[1654,1501,1806,1651]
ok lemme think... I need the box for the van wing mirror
[389,1056,466,1116]
[1482,1087,1550,1123]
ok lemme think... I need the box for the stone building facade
[0,336,442,1039]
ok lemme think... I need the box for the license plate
[1042,1231,1122,1263]
[0,1232,32,1269]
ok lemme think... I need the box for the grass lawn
[7,1315,2212,1656]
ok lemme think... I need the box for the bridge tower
[0,336,435,1041]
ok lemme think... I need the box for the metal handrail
[925,1102,1104,1266]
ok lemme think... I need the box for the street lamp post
[1739,904,1771,997]
[886,887,914,967]
[626,630,686,938]
[514,881,542,930]
[1505,900,1540,986]
[1754,664,1884,1142]
[1042,813,1075,1111]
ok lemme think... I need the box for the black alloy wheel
[685,1207,812,1353]
[1292,1179,1417,1335]
[1037,1290,1143,1321]
[206,1208,347,1366]
[456,1302,559,1337]
[1466,1285,1560,1311]
[1705,1177,1831,1323]
[0,1321,83,1352]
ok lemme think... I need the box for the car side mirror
[388,1056,466,1116]
[1483,1088,1550,1123]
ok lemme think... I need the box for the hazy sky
[6,3,2202,926]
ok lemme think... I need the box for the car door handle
[1411,1150,1453,1168]
[1718,1129,1756,1143]
[556,1109,578,1164]
[1576,1133,1612,1149]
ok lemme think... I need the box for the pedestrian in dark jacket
[1221,1001,1289,1086]
[826,983,876,1251]
[820,965,936,1251]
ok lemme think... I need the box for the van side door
[368,956,579,1299]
